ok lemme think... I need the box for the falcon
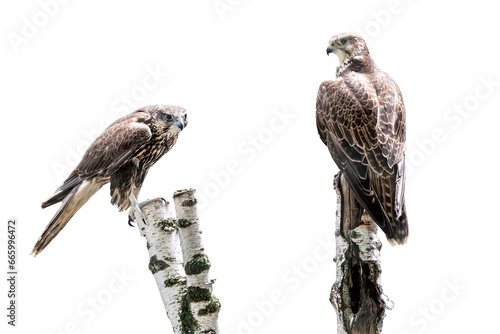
[316,33,408,244]
[32,104,188,256]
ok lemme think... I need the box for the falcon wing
[372,71,406,168]
[43,112,152,208]
[372,72,407,219]
[316,72,407,243]
[75,112,152,178]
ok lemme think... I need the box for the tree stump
[133,189,220,334]
[330,173,390,334]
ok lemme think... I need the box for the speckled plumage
[317,33,408,244]
[32,104,187,255]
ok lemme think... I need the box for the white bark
[332,175,350,334]
[133,190,220,334]
[330,173,387,334]
[174,189,220,334]
[350,215,382,263]
[133,198,185,334]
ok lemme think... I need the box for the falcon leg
[129,193,146,225]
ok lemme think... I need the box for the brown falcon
[316,33,408,244]
[32,104,187,256]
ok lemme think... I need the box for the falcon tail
[368,195,408,245]
[345,175,409,245]
[385,206,408,245]
[347,171,409,245]
[32,179,102,256]
[41,174,83,209]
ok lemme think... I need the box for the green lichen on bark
[149,255,168,274]
[180,293,199,334]
[173,189,195,198]
[158,217,177,231]
[182,198,198,207]
[177,218,193,228]
[198,296,221,316]
[350,229,361,239]
[179,287,219,332]
[187,286,211,302]
[164,276,186,287]
[185,254,211,275]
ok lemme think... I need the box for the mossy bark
[133,192,220,334]
[330,173,389,334]
[174,189,220,334]
[133,198,186,334]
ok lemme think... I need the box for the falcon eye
[165,114,173,121]
[340,38,347,45]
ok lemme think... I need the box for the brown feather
[317,33,408,244]
[33,105,187,255]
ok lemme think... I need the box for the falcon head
[326,33,369,66]
[143,104,188,133]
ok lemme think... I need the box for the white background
[1,0,499,333]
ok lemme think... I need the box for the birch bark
[174,189,220,334]
[133,190,220,334]
[330,173,389,334]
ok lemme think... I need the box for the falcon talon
[135,210,148,225]
[130,193,148,225]
[128,217,135,227]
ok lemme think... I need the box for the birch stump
[174,189,220,334]
[133,189,220,334]
[134,199,185,333]
[330,173,390,334]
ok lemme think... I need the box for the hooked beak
[174,118,185,131]
[326,45,334,56]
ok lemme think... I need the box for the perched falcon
[316,33,408,244]
[32,105,187,256]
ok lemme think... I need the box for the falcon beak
[326,45,334,56]
[174,118,185,131]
